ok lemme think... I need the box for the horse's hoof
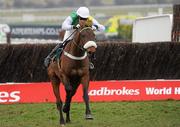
[60,120,65,126]
[60,124,65,127]
[85,114,93,120]
[66,119,71,123]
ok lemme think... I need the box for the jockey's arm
[92,18,105,32]
[62,16,74,30]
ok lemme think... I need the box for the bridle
[72,27,93,51]
[63,27,96,60]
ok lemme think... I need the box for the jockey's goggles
[79,17,88,20]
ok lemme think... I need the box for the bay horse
[47,26,97,126]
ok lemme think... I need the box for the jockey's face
[78,16,87,28]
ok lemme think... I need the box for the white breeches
[63,29,76,41]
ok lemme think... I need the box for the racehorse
[47,26,97,126]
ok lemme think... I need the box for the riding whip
[49,29,78,57]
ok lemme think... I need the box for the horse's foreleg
[61,74,72,91]
[60,74,72,123]
[63,84,79,123]
[83,87,93,119]
[51,77,65,125]
[81,76,93,120]
[63,89,71,123]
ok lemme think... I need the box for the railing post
[172,4,180,42]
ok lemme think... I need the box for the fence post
[172,4,180,42]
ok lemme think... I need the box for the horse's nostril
[88,51,92,54]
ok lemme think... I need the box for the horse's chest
[70,69,84,76]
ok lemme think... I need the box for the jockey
[44,6,105,68]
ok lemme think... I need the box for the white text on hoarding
[0,91,20,103]
[146,87,172,95]
[174,87,180,94]
[89,87,140,96]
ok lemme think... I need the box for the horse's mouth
[87,46,96,53]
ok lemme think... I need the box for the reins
[80,27,92,33]
[72,39,85,51]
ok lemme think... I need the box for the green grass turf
[0,101,179,127]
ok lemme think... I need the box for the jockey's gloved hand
[92,25,98,31]
[73,24,80,29]
[94,25,98,30]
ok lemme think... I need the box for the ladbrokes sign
[89,87,140,96]
[0,80,180,104]
[0,91,20,103]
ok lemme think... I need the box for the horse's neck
[66,39,84,57]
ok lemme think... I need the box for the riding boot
[89,62,94,70]
[44,44,63,67]
[89,53,96,70]
[44,50,57,67]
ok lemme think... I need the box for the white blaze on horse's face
[80,27,97,53]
